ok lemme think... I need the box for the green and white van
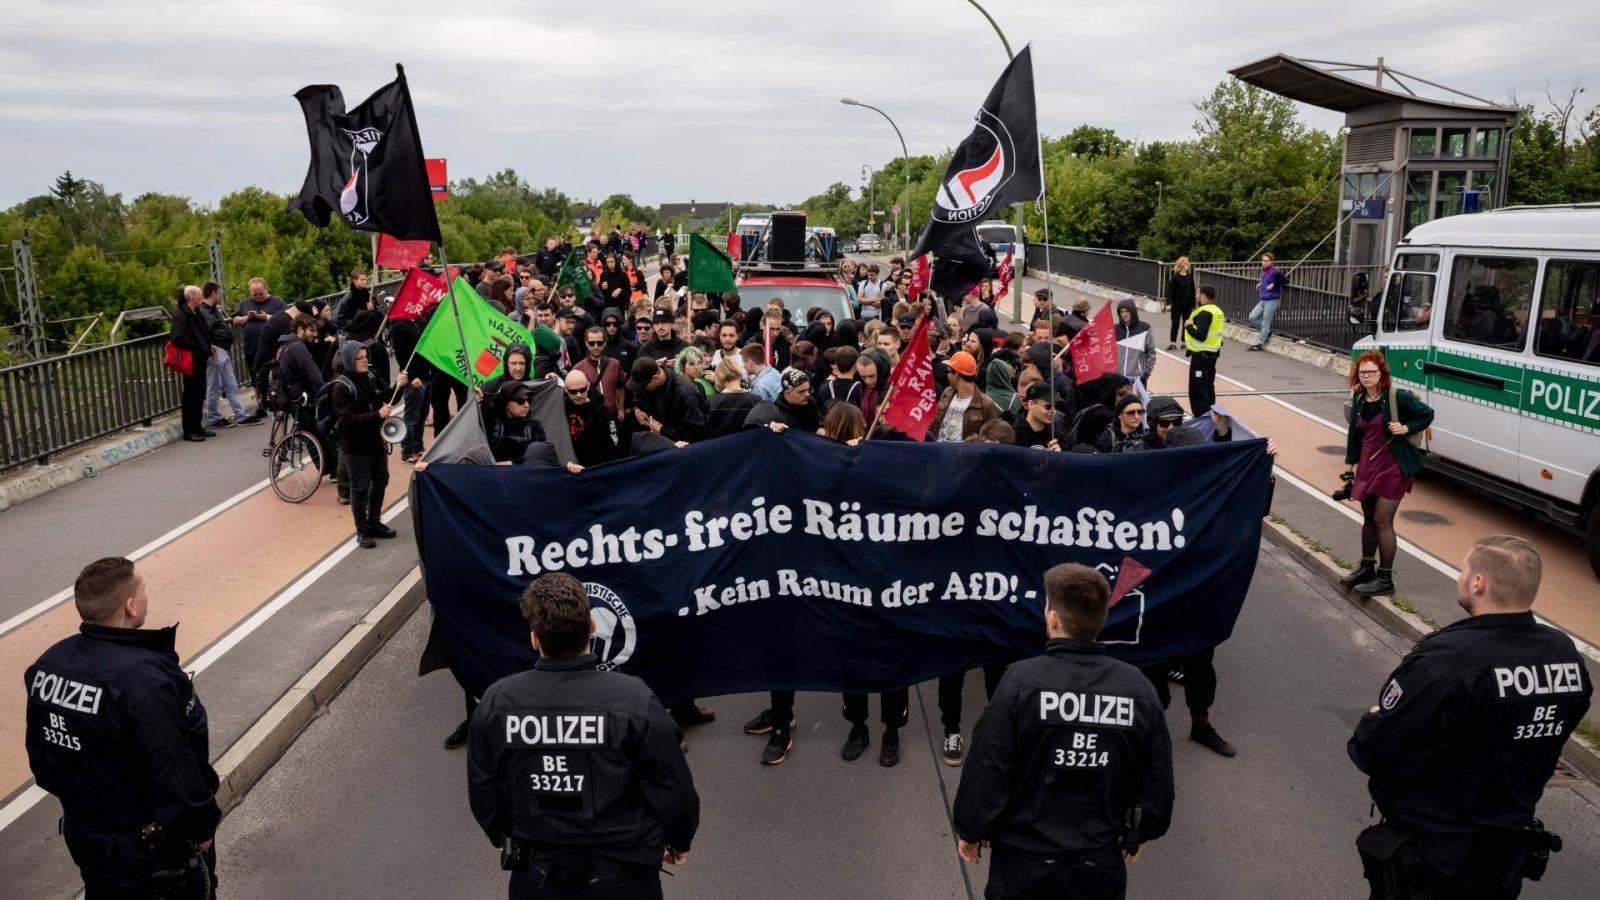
[1356,204,1600,577]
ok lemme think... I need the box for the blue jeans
[1248,297,1280,346]
[205,347,247,423]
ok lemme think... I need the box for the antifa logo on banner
[934,107,1017,225]
[339,126,384,225]
[587,582,636,670]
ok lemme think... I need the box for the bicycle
[263,403,326,503]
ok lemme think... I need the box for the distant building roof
[572,206,600,221]
[1229,54,1516,118]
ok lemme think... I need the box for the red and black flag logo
[288,64,442,244]
[912,45,1042,298]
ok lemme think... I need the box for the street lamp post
[841,98,910,254]
[963,0,1028,319]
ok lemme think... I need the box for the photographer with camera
[1349,535,1591,899]
[1337,351,1434,596]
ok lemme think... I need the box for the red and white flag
[997,246,1014,301]
[1069,302,1117,384]
[910,254,931,298]
[388,267,448,321]
[376,232,431,270]
[881,315,939,440]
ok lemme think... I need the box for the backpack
[262,349,289,413]
[314,375,357,441]
[1387,385,1426,450]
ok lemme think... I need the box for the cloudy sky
[2,0,1592,210]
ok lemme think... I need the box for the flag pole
[1039,197,1057,421]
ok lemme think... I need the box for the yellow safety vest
[1185,303,1225,354]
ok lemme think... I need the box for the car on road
[857,233,883,252]
[1356,204,1600,576]
[738,265,855,327]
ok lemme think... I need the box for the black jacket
[640,334,689,364]
[333,284,370,332]
[331,348,385,455]
[275,334,325,405]
[597,268,632,308]
[1349,612,1591,876]
[534,248,564,278]
[1166,271,1195,311]
[706,391,760,439]
[253,309,295,378]
[26,624,220,846]
[566,388,619,465]
[467,653,699,864]
[954,639,1173,856]
[1011,410,1071,449]
[167,302,211,358]
[637,371,707,443]
[488,411,547,464]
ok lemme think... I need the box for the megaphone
[381,401,407,444]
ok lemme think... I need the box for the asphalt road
[213,537,1600,899]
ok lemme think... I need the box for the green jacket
[1344,386,1435,478]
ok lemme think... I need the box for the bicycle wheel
[268,431,325,503]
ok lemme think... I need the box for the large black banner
[414,429,1272,703]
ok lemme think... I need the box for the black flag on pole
[911,45,1042,299]
[288,64,442,244]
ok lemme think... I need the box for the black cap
[896,315,917,327]
[484,259,505,273]
[1034,287,1052,300]
[627,356,660,392]
[653,309,676,324]
[500,381,532,406]
[555,307,578,320]
[1024,382,1054,404]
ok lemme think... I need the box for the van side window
[1381,272,1435,333]
[1535,259,1600,367]
[1441,256,1538,352]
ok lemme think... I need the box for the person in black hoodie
[387,314,432,464]
[534,236,564,279]
[641,309,689,363]
[562,370,619,465]
[596,254,632,311]
[487,382,547,464]
[332,269,370,334]
[747,368,822,433]
[627,357,706,445]
[1011,382,1072,449]
[169,285,212,441]
[332,341,403,548]
[599,307,639,376]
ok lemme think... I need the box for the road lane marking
[0,497,410,834]
[0,479,271,639]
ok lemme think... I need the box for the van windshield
[976,224,1016,246]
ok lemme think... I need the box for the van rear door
[1424,253,1539,480]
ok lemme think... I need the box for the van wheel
[1587,509,1600,580]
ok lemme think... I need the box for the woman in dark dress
[1340,350,1435,597]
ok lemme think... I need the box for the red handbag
[163,340,194,376]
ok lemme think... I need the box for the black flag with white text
[911,44,1042,295]
[288,64,442,243]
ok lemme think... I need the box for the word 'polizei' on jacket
[466,652,699,865]
[953,638,1174,856]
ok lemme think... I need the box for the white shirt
[939,394,973,443]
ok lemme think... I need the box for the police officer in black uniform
[1350,534,1592,899]
[468,572,699,899]
[954,563,1174,900]
[24,557,220,899]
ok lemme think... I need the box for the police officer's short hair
[1467,535,1542,607]
[74,557,137,623]
[1043,563,1111,640]
[520,573,592,656]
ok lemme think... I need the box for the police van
[1356,204,1600,576]
[976,219,1027,275]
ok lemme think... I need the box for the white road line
[0,497,411,834]
[0,479,271,638]
[1153,347,1349,432]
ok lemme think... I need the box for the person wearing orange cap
[927,351,999,445]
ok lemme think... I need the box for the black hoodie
[565,386,619,465]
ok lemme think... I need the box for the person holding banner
[468,573,698,899]
[954,563,1174,899]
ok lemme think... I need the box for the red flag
[997,246,1014,300]
[1108,556,1152,608]
[910,255,931,298]
[1069,302,1117,384]
[727,232,741,260]
[388,267,448,321]
[881,315,939,440]
[376,233,430,270]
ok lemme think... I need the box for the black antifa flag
[912,45,1042,300]
[288,64,442,243]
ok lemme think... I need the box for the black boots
[1340,558,1376,587]
[1353,567,1395,596]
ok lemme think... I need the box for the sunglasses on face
[586,339,606,346]
[1156,418,1182,428]
[567,387,589,396]
[1121,408,1145,417]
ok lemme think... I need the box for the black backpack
[314,375,356,440]
[262,351,289,413]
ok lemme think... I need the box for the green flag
[554,249,594,297]
[416,278,535,387]
[688,233,736,293]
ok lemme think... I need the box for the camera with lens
[1331,471,1355,502]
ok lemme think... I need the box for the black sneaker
[1247,344,1265,352]
[238,413,266,426]
[672,705,716,727]
[940,732,964,766]
[1340,561,1376,587]
[209,417,235,428]
[1167,667,1186,684]
[356,533,377,549]
[443,720,469,750]
[1190,722,1236,758]
[1353,571,1395,596]
[368,523,398,539]
[401,451,421,464]
[201,429,218,437]
[760,729,792,766]
[879,730,901,767]
[841,724,870,761]
[337,494,351,506]
[743,709,796,735]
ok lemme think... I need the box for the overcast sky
[2,0,1594,211]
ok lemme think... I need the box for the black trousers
[344,451,389,534]
[842,689,909,729]
[1139,648,1216,717]
[1188,351,1218,416]
[181,368,207,436]
[1357,827,1525,900]
[986,846,1126,900]
[509,859,661,900]
[430,379,467,435]
[1168,304,1192,346]
[937,666,1008,734]
[770,690,795,729]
